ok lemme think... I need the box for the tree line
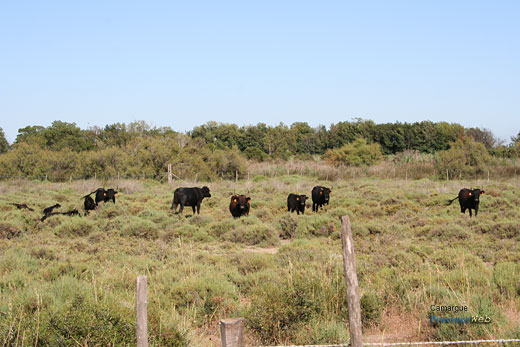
[0,119,519,181]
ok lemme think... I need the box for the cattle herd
[7,185,486,223]
[169,185,485,219]
[8,187,118,222]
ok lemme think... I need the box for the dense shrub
[324,138,383,167]
[435,137,491,179]
[0,222,21,239]
[55,218,98,237]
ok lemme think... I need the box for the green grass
[0,177,519,345]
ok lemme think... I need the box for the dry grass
[0,176,519,345]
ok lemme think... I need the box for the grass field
[1,176,520,346]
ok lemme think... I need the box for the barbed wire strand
[265,338,520,347]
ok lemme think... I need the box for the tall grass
[0,176,519,345]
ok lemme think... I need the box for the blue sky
[1,1,519,143]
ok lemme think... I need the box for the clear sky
[1,1,519,143]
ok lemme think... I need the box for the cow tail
[447,196,458,205]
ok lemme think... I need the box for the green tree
[237,123,268,153]
[0,127,9,153]
[264,123,292,159]
[466,127,496,149]
[42,121,96,151]
[15,125,46,146]
[373,123,407,154]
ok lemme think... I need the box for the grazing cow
[83,194,96,214]
[171,186,211,214]
[448,188,485,217]
[312,186,331,212]
[229,195,251,218]
[104,188,118,203]
[41,209,80,222]
[43,203,61,216]
[61,209,80,217]
[9,203,34,211]
[287,194,308,215]
[93,188,107,205]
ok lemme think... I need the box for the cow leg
[296,209,300,215]
[196,203,201,214]
[474,207,478,217]
[177,204,184,214]
[192,205,196,214]
[312,203,316,212]
[469,209,472,217]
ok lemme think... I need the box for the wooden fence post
[168,164,172,184]
[220,318,245,347]
[339,215,362,347]
[137,275,148,347]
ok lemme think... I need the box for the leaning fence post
[137,275,148,347]
[220,317,245,347]
[339,215,362,347]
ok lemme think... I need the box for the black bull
[448,188,485,217]
[312,186,331,212]
[287,194,307,215]
[171,186,211,214]
[229,195,250,218]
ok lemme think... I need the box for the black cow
[287,194,308,215]
[104,188,118,203]
[92,188,107,205]
[171,186,211,214]
[448,188,485,217]
[41,209,80,222]
[83,194,96,214]
[230,195,250,218]
[312,186,331,212]
[9,203,34,211]
[61,209,80,217]
[43,203,61,216]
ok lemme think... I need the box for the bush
[360,290,383,328]
[121,217,159,239]
[493,262,520,298]
[278,214,298,239]
[436,136,491,179]
[221,223,279,246]
[246,268,348,344]
[293,318,349,345]
[55,218,98,237]
[0,222,21,239]
[324,138,383,167]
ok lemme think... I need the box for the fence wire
[265,338,520,347]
